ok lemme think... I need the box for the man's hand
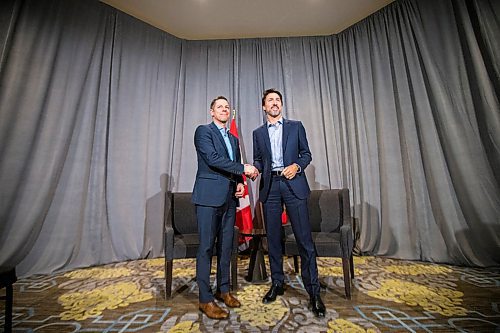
[282,163,300,180]
[235,183,245,198]
[244,164,259,180]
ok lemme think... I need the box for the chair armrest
[340,224,353,257]
[340,188,352,226]
[164,226,175,260]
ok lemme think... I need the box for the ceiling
[100,0,395,40]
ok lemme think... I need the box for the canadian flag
[229,112,253,244]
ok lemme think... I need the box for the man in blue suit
[193,96,258,320]
[252,88,326,317]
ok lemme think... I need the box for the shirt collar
[214,122,228,133]
[267,118,283,128]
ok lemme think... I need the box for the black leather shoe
[309,294,326,317]
[262,282,285,304]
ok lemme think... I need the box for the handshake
[244,164,259,180]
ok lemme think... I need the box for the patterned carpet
[2,256,500,332]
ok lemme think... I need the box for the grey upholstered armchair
[163,192,239,298]
[283,188,354,299]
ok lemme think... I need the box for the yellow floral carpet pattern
[2,256,499,332]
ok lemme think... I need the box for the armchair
[283,188,354,299]
[164,192,239,298]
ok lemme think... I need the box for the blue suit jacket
[253,119,312,202]
[192,122,244,207]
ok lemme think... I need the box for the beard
[266,109,281,117]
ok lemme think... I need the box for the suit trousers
[262,175,320,297]
[195,187,237,303]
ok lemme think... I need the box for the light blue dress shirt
[267,119,284,171]
[215,123,234,161]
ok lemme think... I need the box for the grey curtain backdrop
[1,0,498,277]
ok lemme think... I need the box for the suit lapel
[259,124,272,157]
[282,118,289,156]
[229,134,238,161]
[209,122,231,159]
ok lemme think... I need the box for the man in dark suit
[252,88,326,317]
[193,96,258,320]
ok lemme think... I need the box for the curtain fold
[0,0,498,276]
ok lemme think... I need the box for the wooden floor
[1,256,499,332]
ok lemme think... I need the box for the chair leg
[342,257,351,300]
[231,253,238,291]
[5,284,13,333]
[165,260,173,299]
[293,255,299,273]
[350,255,355,279]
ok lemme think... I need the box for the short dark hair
[210,96,228,109]
[262,88,283,106]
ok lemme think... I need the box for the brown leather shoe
[199,301,229,319]
[214,291,241,308]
